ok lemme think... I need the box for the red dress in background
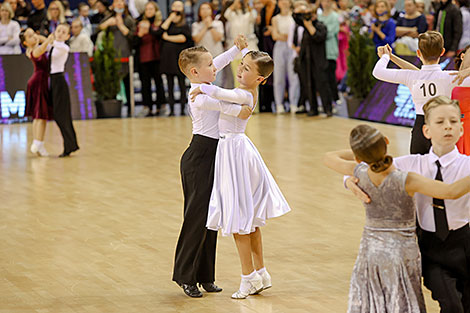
[25,53,53,120]
[452,87,470,155]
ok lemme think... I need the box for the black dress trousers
[50,73,79,154]
[172,134,219,285]
[419,225,470,313]
[410,114,431,155]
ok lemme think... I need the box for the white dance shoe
[30,141,49,157]
[258,270,272,291]
[231,272,264,299]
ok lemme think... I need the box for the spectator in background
[415,0,425,13]
[184,0,197,25]
[0,2,21,54]
[456,0,470,51]
[69,19,94,56]
[271,0,297,113]
[224,0,258,86]
[258,0,279,112]
[336,0,350,83]
[433,0,462,57]
[90,0,110,25]
[370,0,396,50]
[47,1,66,34]
[78,3,93,35]
[192,2,224,85]
[135,1,166,116]
[295,2,332,116]
[318,0,340,105]
[8,0,31,22]
[389,0,401,20]
[157,0,192,116]
[98,0,136,116]
[394,0,427,53]
[27,0,48,35]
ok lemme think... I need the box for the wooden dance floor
[0,114,439,312]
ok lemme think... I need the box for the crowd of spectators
[0,0,469,117]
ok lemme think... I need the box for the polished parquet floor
[0,114,439,313]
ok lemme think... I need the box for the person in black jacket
[433,0,463,57]
[295,3,333,117]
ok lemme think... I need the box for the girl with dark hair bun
[21,28,55,156]
[324,124,470,313]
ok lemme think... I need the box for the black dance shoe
[178,283,203,298]
[200,282,222,293]
[307,110,319,116]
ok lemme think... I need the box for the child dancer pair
[173,41,290,299]
[332,96,470,312]
[21,24,79,157]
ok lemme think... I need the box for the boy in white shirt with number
[372,31,470,154]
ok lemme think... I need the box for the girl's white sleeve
[213,45,240,73]
[200,84,253,105]
[193,94,242,117]
[372,54,410,86]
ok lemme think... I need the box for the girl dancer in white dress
[190,51,291,299]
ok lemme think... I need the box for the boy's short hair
[57,22,71,29]
[178,46,209,76]
[423,95,461,123]
[418,31,444,62]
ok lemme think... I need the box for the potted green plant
[92,30,122,118]
[346,24,377,116]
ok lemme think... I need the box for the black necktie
[433,160,450,241]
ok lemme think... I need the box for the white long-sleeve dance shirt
[189,46,249,139]
[199,84,254,134]
[50,40,70,74]
[372,54,470,115]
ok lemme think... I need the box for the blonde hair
[350,125,393,173]
[418,31,444,62]
[144,1,163,26]
[178,46,209,75]
[0,2,14,20]
[47,0,66,23]
[423,96,461,124]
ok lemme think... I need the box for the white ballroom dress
[199,84,291,236]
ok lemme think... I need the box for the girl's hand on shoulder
[450,67,470,85]
[237,105,252,119]
[190,87,203,102]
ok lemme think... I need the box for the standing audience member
[69,18,94,56]
[158,0,192,116]
[271,0,297,113]
[394,0,427,53]
[336,0,350,84]
[47,1,66,35]
[90,0,110,26]
[78,2,93,35]
[257,0,279,112]
[135,1,166,116]
[224,0,258,87]
[0,2,21,54]
[371,0,396,50]
[433,0,462,57]
[192,2,224,85]
[98,0,136,116]
[295,2,332,116]
[456,0,470,51]
[8,0,31,22]
[318,0,340,105]
[27,0,48,36]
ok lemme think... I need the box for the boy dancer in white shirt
[372,31,470,154]
[346,96,470,313]
[50,23,79,157]
[172,36,252,298]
